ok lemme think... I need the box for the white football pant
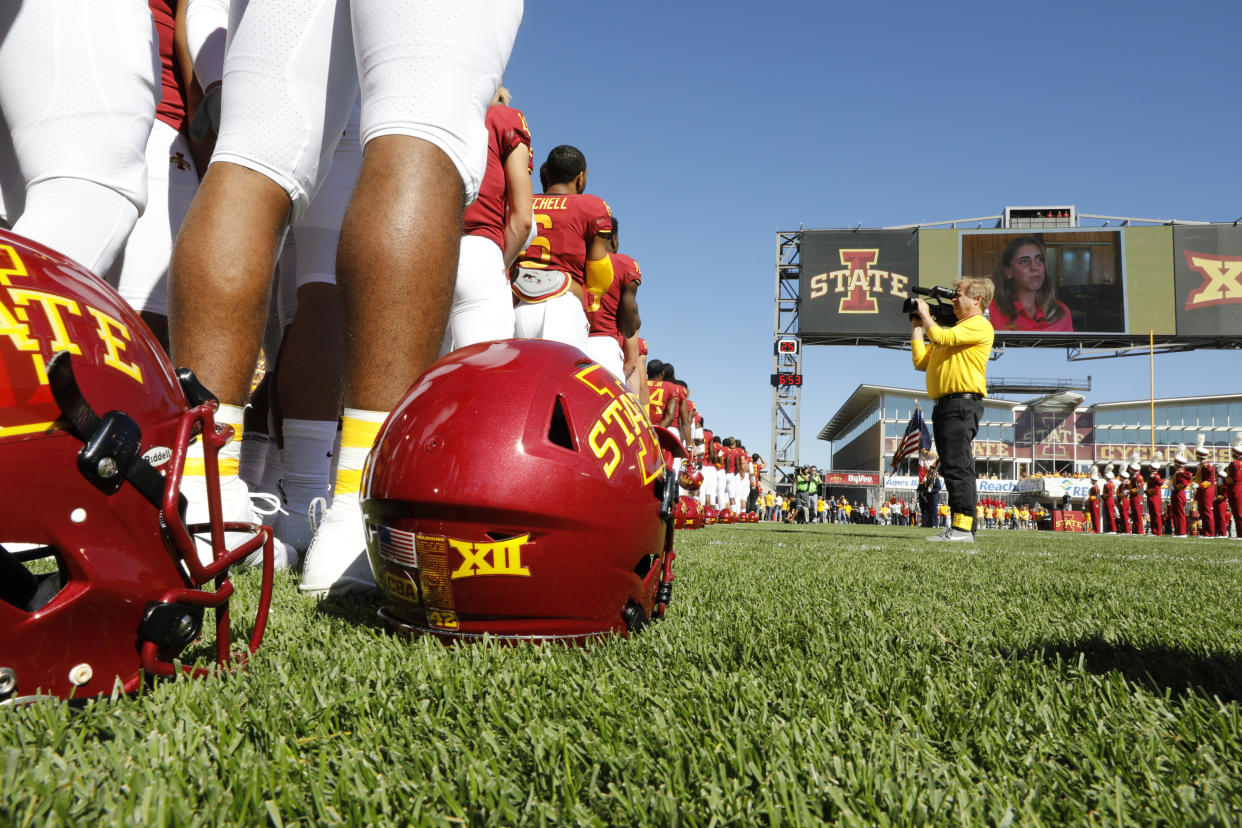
[0,0,158,275]
[514,293,589,354]
[215,0,521,221]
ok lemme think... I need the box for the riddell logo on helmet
[142,446,173,467]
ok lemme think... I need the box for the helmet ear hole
[547,396,576,451]
[0,545,65,612]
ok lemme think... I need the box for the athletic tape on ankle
[335,412,385,496]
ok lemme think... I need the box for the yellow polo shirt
[911,314,994,399]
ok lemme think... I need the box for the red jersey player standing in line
[629,336,650,408]
[584,215,641,384]
[645,360,667,425]
[446,89,532,350]
[699,426,719,510]
[512,145,612,352]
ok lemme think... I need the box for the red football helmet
[675,495,705,530]
[364,340,680,643]
[703,507,719,526]
[0,230,273,703]
[677,462,703,492]
[718,507,735,524]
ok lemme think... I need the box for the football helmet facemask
[0,230,272,703]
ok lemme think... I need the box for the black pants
[932,397,982,529]
[918,489,938,527]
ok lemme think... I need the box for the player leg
[700,465,715,508]
[445,234,515,351]
[300,0,522,596]
[514,293,590,352]
[267,104,360,554]
[108,120,199,352]
[584,336,626,384]
[0,0,157,276]
[170,0,358,571]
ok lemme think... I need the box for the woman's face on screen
[1005,243,1046,293]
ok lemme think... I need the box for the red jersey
[588,252,641,345]
[151,0,187,132]
[463,105,531,250]
[663,383,688,423]
[638,337,648,356]
[516,193,612,286]
[646,379,668,423]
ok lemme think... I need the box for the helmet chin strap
[45,350,172,511]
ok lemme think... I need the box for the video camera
[903,285,958,326]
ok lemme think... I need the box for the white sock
[279,418,338,515]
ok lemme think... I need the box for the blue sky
[503,1,1242,469]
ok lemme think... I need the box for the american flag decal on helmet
[377,525,417,567]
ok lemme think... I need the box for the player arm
[927,316,992,348]
[623,335,642,390]
[618,281,641,338]
[184,0,228,90]
[501,142,533,266]
[678,401,693,446]
[584,232,613,310]
[659,397,677,428]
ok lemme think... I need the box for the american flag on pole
[377,525,418,568]
[891,405,932,471]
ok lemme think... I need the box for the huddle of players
[645,361,760,516]
[1084,441,1242,538]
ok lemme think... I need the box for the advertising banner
[1172,225,1242,337]
[1017,477,1093,499]
[823,472,881,486]
[799,229,917,338]
[883,476,1019,494]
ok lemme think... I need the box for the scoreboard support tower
[770,230,803,493]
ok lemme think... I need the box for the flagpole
[1149,330,1155,455]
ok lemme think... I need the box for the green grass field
[4,524,1241,826]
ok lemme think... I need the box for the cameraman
[911,277,995,543]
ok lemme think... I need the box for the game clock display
[770,373,803,387]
